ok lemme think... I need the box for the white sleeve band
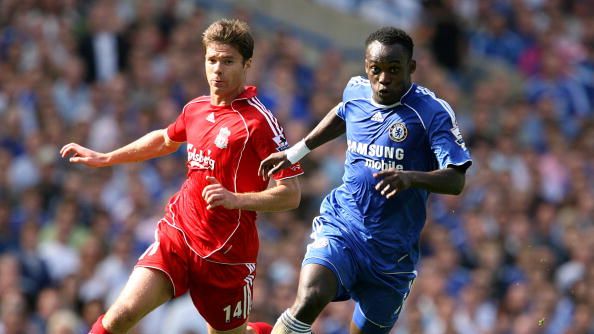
[285,140,311,164]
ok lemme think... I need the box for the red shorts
[136,221,256,331]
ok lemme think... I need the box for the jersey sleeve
[336,102,346,120]
[166,109,187,142]
[337,76,371,120]
[251,112,304,180]
[427,103,472,170]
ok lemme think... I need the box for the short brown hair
[202,19,254,61]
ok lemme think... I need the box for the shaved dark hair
[365,27,414,60]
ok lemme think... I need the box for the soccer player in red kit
[60,19,302,334]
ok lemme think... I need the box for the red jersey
[164,86,303,264]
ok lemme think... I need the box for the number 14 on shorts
[222,284,252,323]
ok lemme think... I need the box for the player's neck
[397,81,413,101]
[210,86,245,106]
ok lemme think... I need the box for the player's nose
[378,71,392,85]
[212,61,223,74]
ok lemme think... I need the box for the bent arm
[408,166,466,195]
[104,129,182,165]
[303,104,346,150]
[235,176,301,212]
[258,105,345,178]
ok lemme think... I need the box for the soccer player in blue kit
[259,27,472,334]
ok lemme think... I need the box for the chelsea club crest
[389,122,408,142]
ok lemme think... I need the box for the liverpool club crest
[214,127,231,149]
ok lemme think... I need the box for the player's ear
[409,59,416,74]
[244,58,252,69]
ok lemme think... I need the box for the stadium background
[1,0,593,333]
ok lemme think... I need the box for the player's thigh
[350,274,415,334]
[289,263,338,323]
[302,217,358,303]
[136,221,191,298]
[104,221,189,328]
[104,267,174,325]
[189,260,256,331]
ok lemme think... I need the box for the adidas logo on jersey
[206,112,215,123]
[371,112,384,122]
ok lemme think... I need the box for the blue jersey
[322,76,472,269]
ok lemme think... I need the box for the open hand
[60,143,109,167]
[258,152,291,179]
[202,176,239,210]
[373,169,413,199]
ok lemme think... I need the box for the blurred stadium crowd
[1,0,593,333]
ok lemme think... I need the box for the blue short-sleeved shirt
[325,76,472,271]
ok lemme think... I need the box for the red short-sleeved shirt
[164,86,303,264]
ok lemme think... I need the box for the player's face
[365,41,416,105]
[205,42,251,102]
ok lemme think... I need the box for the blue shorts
[303,209,416,334]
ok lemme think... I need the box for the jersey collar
[234,86,257,101]
[400,83,416,102]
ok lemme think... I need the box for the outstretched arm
[202,176,301,212]
[258,104,345,177]
[60,129,182,167]
[373,165,467,199]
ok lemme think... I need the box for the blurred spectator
[14,221,51,300]
[29,287,60,334]
[38,200,85,282]
[52,56,93,125]
[469,6,526,66]
[46,309,82,334]
[0,290,37,334]
[78,2,128,83]
[424,0,467,72]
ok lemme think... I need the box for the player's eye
[224,59,234,65]
[390,67,400,74]
[370,66,381,74]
